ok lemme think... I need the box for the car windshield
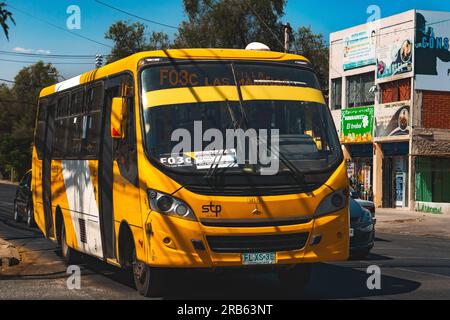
[140,62,342,176]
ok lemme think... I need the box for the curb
[0,180,19,186]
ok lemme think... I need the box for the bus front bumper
[146,208,349,268]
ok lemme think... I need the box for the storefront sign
[374,102,410,137]
[415,10,450,92]
[343,30,377,70]
[340,106,374,144]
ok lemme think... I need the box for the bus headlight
[314,189,348,217]
[148,189,197,221]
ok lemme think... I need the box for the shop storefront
[346,144,373,201]
[381,142,409,208]
[340,106,375,201]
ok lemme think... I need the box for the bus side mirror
[111,97,126,139]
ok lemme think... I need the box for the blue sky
[1,0,450,82]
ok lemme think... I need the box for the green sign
[340,106,374,144]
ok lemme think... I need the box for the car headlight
[314,189,348,217]
[147,189,197,221]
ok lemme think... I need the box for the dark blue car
[349,197,375,259]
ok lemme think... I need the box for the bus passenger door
[42,103,55,239]
[99,74,141,260]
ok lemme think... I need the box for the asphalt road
[1,182,450,300]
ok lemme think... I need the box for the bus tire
[132,248,165,297]
[278,264,312,295]
[13,201,23,223]
[60,220,81,265]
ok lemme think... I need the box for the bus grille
[206,233,309,253]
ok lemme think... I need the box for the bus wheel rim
[133,261,147,284]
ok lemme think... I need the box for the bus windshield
[140,62,341,177]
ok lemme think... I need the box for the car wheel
[26,201,35,227]
[132,248,165,297]
[278,264,312,295]
[60,221,81,265]
[13,201,22,223]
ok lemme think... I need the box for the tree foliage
[0,62,58,179]
[0,1,15,40]
[292,26,329,90]
[105,21,172,63]
[174,0,286,51]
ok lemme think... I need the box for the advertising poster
[340,106,374,144]
[415,10,450,91]
[375,103,410,137]
[376,22,414,81]
[343,29,377,70]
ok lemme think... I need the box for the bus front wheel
[132,249,165,297]
[278,264,313,294]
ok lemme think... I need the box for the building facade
[329,9,450,213]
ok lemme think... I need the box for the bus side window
[53,94,70,159]
[35,100,47,160]
[82,82,104,158]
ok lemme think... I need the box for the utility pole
[284,23,292,53]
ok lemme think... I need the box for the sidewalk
[375,208,450,240]
[0,238,21,269]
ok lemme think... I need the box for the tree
[292,26,329,90]
[174,0,286,51]
[0,1,15,40]
[105,21,172,63]
[0,62,58,179]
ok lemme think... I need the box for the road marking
[396,268,450,280]
[0,201,13,206]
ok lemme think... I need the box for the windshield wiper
[204,99,239,180]
[205,64,250,180]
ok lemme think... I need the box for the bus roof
[39,48,311,98]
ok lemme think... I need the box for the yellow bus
[32,48,349,297]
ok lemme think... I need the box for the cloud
[13,47,52,55]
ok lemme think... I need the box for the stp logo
[202,202,222,217]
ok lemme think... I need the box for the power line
[0,79,15,84]
[0,58,94,65]
[329,16,450,47]
[0,50,110,59]
[8,4,113,49]
[94,0,178,30]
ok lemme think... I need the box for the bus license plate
[242,253,276,265]
[350,228,354,237]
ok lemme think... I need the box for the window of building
[330,78,342,110]
[380,78,411,104]
[416,157,450,203]
[346,72,375,108]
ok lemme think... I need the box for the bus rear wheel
[278,264,312,295]
[132,248,165,297]
[60,221,81,265]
